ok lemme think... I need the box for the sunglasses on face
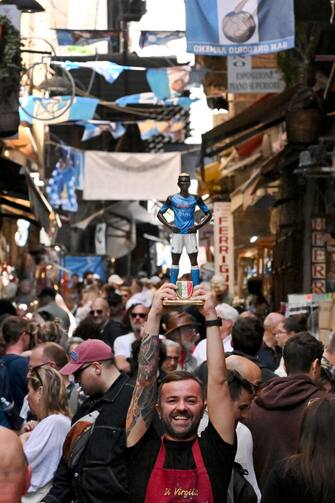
[28,361,52,373]
[90,309,103,316]
[130,312,146,319]
[73,362,92,378]
[30,368,43,387]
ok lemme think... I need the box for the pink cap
[60,339,113,375]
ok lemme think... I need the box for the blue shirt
[159,193,210,234]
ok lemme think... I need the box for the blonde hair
[29,366,70,418]
[37,319,67,346]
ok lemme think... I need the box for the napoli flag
[185,0,295,56]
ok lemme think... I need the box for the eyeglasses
[130,312,146,319]
[90,309,103,316]
[30,368,43,387]
[28,361,52,373]
[73,363,92,377]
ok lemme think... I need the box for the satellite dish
[222,0,256,44]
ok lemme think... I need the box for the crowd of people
[0,269,334,503]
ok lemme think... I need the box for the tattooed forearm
[126,333,160,437]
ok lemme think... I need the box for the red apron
[144,437,214,503]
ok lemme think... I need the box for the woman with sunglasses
[262,397,335,503]
[20,366,71,503]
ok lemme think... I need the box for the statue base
[162,280,204,307]
[163,298,204,307]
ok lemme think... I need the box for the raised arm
[193,285,235,445]
[126,283,177,447]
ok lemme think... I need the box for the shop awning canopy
[202,86,298,160]
[0,157,52,230]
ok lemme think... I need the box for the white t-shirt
[193,335,233,366]
[113,332,136,358]
[275,356,287,377]
[235,422,261,503]
[113,332,165,359]
[24,414,71,492]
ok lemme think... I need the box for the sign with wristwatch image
[185,0,295,56]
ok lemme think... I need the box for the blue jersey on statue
[159,194,210,234]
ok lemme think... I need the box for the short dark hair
[231,317,263,356]
[38,287,57,300]
[158,370,204,402]
[42,342,68,370]
[72,318,101,341]
[283,332,323,375]
[2,316,29,346]
[283,315,307,333]
[227,369,254,401]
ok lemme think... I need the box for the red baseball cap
[60,339,113,375]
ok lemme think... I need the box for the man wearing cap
[43,339,133,503]
[193,303,239,366]
[108,274,124,292]
[164,311,199,372]
[157,173,212,286]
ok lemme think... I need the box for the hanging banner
[55,29,120,46]
[139,31,185,48]
[116,92,195,108]
[78,121,126,141]
[185,0,295,56]
[213,202,234,295]
[19,96,98,124]
[227,55,285,93]
[84,151,181,200]
[146,66,190,100]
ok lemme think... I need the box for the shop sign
[227,56,285,93]
[213,202,234,295]
[312,217,326,293]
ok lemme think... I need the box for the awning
[201,86,298,161]
[0,157,52,230]
[72,201,156,230]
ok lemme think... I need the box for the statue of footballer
[157,173,212,286]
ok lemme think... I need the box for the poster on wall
[185,0,295,56]
[213,202,234,295]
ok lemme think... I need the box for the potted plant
[0,15,22,137]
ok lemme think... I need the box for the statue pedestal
[163,298,204,307]
[162,280,204,307]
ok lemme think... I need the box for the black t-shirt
[125,421,236,503]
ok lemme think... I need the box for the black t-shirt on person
[125,421,236,503]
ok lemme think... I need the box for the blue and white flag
[185,0,295,56]
[139,31,185,48]
[59,60,145,85]
[19,96,98,124]
[55,29,119,47]
[116,92,195,108]
[78,121,126,142]
[47,159,78,212]
[146,66,190,100]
